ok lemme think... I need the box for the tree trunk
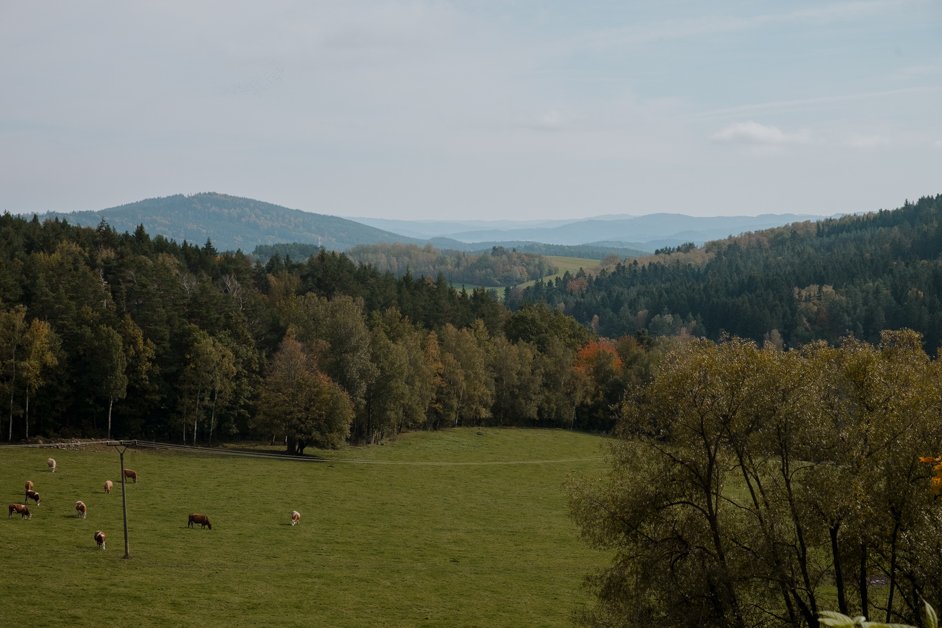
[107,396,114,440]
[192,386,201,445]
[885,518,901,622]
[830,523,848,615]
[7,348,16,441]
[24,387,30,441]
[209,389,217,445]
[781,452,818,624]
[859,543,869,617]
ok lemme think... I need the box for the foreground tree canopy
[570,330,942,627]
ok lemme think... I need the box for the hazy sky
[2,1,940,220]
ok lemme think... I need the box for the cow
[104,480,113,494]
[25,480,33,492]
[75,501,87,519]
[187,513,212,529]
[290,511,301,526]
[94,530,106,550]
[8,504,30,519]
[25,490,40,506]
[47,458,56,473]
[123,469,138,483]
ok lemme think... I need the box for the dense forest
[0,214,653,448]
[346,243,558,287]
[255,242,559,287]
[256,240,643,263]
[512,195,942,351]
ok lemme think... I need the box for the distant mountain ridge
[361,212,826,246]
[40,193,422,252]
[37,192,826,254]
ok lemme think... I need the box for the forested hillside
[513,195,942,350]
[0,214,649,447]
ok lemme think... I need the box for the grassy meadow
[0,428,611,626]
[516,256,601,291]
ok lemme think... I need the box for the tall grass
[0,428,609,626]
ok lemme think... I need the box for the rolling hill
[39,193,422,253]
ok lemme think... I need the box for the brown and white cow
[123,469,138,483]
[75,501,87,519]
[8,504,31,519]
[187,513,212,529]
[94,530,106,550]
[290,511,301,526]
[47,457,56,473]
[104,480,113,494]
[25,490,40,506]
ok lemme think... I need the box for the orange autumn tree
[572,340,624,431]
[918,456,942,497]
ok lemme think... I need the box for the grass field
[0,428,611,626]
[515,256,601,291]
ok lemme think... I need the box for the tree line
[0,214,654,449]
[511,195,942,352]
[256,242,559,288]
[570,330,942,627]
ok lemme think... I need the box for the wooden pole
[115,445,130,559]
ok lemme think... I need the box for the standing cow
[47,458,56,473]
[75,501,87,519]
[94,530,106,550]
[8,504,31,519]
[104,480,113,494]
[123,469,138,483]
[187,513,212,529]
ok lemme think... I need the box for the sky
[1,1,940,220]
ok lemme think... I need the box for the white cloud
[711,121,811,145]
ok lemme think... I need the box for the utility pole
[114,444,131,559]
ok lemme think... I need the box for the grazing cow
[94,530,106,550]
[290,511,301,526]
[8,504,31,519]
[25,480,33,492]
[47,458,56,473]
[187,513,212,529]
[104,480,113,494]
[123,469,138,483]
[75,501,87,519]
[25,490,40,506]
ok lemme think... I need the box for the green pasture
[546,256,601,277]
[516,256,601,291]
[0,428,611,626]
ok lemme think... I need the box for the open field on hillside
[0,428,611,626]
[516,256,601,291]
